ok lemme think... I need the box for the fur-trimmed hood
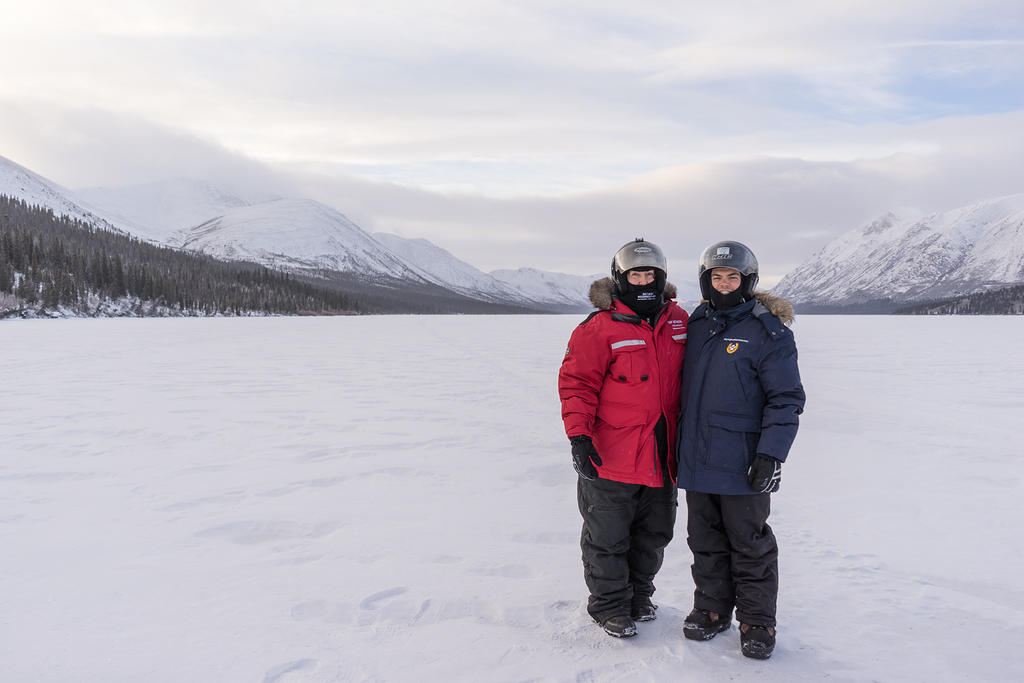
[588,277,678,311]
[751,290,795,326]
[694,290,796,327]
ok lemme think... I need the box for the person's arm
[754,331,805,463]
[558,321,611,439]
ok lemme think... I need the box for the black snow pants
[686,490,778,627]
[578,478,677,623]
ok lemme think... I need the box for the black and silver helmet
[698,240,759,300]
[611,238,667,293]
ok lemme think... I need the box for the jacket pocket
[595,400,646,427]
[607,341,650,385]
[704,412,760,473]
[592,406,645,479]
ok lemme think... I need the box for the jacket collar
[692,290,796,327]
[692,290,794,339]
[609,300,644,325]
[588,277,678,312]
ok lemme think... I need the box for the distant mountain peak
[75,177,281,242]
[172,198,424,279]
[862,211,906,236]
[775,193,1024,308]
[373,233,594,309]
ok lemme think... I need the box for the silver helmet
[611,238,667,292]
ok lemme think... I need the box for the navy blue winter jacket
[675,293,806,495]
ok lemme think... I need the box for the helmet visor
[613,242,667,274]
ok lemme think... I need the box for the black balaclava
[617,269,666,320]
[708,287,746,311]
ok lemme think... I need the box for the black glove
[570,435,603,480]
[747,454,782,493]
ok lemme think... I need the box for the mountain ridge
[774,193,1024,308]
[0,155,137,236]
[0,156,594,312]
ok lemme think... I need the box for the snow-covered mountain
[775,194,1024,307]
[372,233,597,309]
[371,232,523,302]
[491,268,603,307]
[77,179,278,242]
[0,155,598,311]
[71,170,597,308]
[172,199,426,280]
[0,155,135,235]
[170,200,587,311]
[489,268,703,311]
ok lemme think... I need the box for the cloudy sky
[2,1,1023,284]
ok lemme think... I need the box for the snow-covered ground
[1,315,1022,682]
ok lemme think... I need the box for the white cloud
[1,1,1023,286]
[0,100,292,193]
[4,1,1020,190]
[289,109,1024,284]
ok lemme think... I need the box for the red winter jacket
[558,278,689,486]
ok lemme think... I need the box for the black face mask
[708,288,746,310]
[619,281,663,316]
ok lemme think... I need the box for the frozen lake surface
[2,315,1023,682]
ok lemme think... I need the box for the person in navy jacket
[558,239,689,638]
[676,241,805,660]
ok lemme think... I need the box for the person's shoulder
[659,301,689,332]
[751,291,796,341]
[576,309,607,328]
[688,301,711,321]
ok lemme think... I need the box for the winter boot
[631,602,658,622]
[683,608,732,641]
[739,623,776,659]
[598,615,638,638]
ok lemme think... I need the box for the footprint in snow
[262,659,318,683]
[359,586,408,609]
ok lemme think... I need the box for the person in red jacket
[558,238,689,638]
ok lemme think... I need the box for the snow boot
[631,602,658,622]
[683,608,732,641]
[739,623,776,659]
[598,615,638,638]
